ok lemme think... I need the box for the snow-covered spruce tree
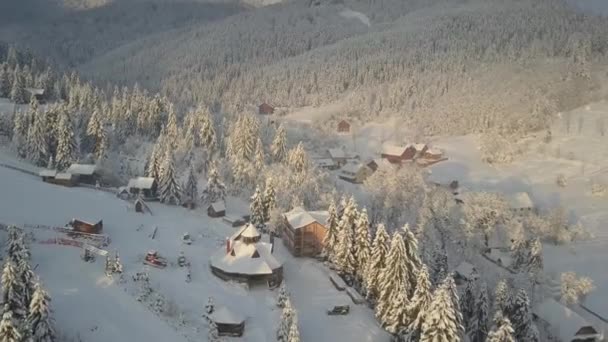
[364,224,390,300]
[199,107,216,155]
[376,233,412,332]
[277,299,294,342]
[0,64,11,98]
[430,244,448,286]
[271,124,287,162]
[250,186,266,229]
[201,163,226,204]
[146,136,164,182]
[402,224,422,293]
[467,284,489,342]
[207,320,220,342]
[6,226,25,263]
[334,198,358,276]
[287,312,300,342]
[184,166,198,205]
[158,149,181,205]
[254,137,265,172]
[353,208,371,281]
[287,142,309,174]
[165,104,179,149]
[26,282,55,342]
[510,237,529,271]
[486,311,515,342]
[405,264,433,340]
[263,177,276,223]
[527,238,543,277]
[205,297,215,315]
[10,65,27,104]
[440,274,463,330]
[467,282,489,342]
[460,278,476,332]
[461,192,509,248]
[276,282,288,308]
[560,272,595,305]
[0,309,21,342]
[1,261,25,319]
[86,107,107,161]
[510,289,533,341]
[493,280,511,315]
[26,107,48,166]
[11,110,28,158]
[420,276,463,342]
[54,109,76,171]
[322,198,340,261]
[17,256,36,309]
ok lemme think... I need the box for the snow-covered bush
[481,133,517,164]
[560,272,595,305]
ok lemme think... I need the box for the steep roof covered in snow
[381,144,412,156]
[210,306,244,325]
[328,148,347,159]
[341,163,365,175]
[413,143,427,152]
[39,169,57,177]
[284,207,329,230]
[210,201,226,212]
[55,172,74,180]
[66,163,97,175]
[507,192,534,209]
[534,298,600,342]
[230,223,261,241]
[210,240,281,276]
[127,177,156,190]
[454,262,477,279]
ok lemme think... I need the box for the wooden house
[337,120,350,133]
[258,103,275,115]
[313,158,339,170]
[39,169,57,183]
[423,148,443,160]
[127,177,157,198]
[50,172,78,187]
[381,144,417,164]
[533,298,601,342]
[282,207,329,257]
[25,88,45,103]
[208,201,226,218]
[339,163,374,184]
[68,218,103,234]
[327,148,357,167]
[66,164,99,185]
[413,143,428,157]
[209,306,245,337]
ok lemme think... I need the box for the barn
[381,144,417,164]
[533,298,601,342]
[208,201,226,218]
[337,120,350,133]
[258,103,275,115]
[127,177,157,198]
[209,306,245,337]
[66,164,99,185]
[282,207,329,257]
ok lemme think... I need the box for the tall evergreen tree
[17,256,36,309]
[165,104,179,149]
[364,224,390,299]
[250,186,266,229]
[207,320,220,342]
[199,108,216,155]
[510,289,534,341]
[405,264,433,340]
[493,280,511,315]
[271,124,288,162]
[158,149,181,205]
[54,109,76,170]
[10,65,27,104]
[440,274,463,331]
[420,276,462,342]
[430,244,448,286]
[468,283,489,342]
[11,110,28,158]
[287,313,300,342]
[0,64,10,98]
[460,278,476,332]
[527,238,543,277]
[287,142,309,173]
[27,106,48,166]
[254,137,265,171]
[86,107,106,161]
[322,198,340,261]
[486,312,515,342]
[334,198,357,275]
[146,136,164,181]
[353,209,371,280]
[1,261,25,319]
[262,177,276,222]
[402,224,422,295]
[26,283,55,342]
[277,299,294,342]
[184,166,198,204]
[0,309,21,342]
[201,164,226,204]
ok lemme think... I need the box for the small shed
[533,298,601,342]
[51,172,78,187]
[25,88,45,103]
[66,164,98,185]
[337,120,350,133]
[127,177,157,198]
[208,201,226,218]
[210,306,245,337]
[134,198,152,214]
[258,103,275,115]
[39,169,57,182]
[453,261,478,285]
[69,218,103,234]
[507,192,535,214]
[423,148,444,160]
[313,158,338,170]
[116,187,130,199]
[339,163,374,184]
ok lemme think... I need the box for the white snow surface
[0,164,389,341]
[534,298,601,342]
[210,306,244,325]
[127,176,156,190]
[339,9,371,27]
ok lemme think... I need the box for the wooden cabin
[208,201,226,218]
[68,218,103,234]
[39,169,57,183]
[423,148,443,160]
[337,120,350,133]
[134,198,151,214]
[282,207,329,257]
[127,177,157,198]
[25,88,45,103]
[339,163,374,184]
[381,145,417,164]
[49,172,78,187]
[210,306,245,337]
[258,102,275,115]
[66,164,99,185]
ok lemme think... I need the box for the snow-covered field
[0,161,388,341]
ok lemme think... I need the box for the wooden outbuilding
[337,120,350,133]
[282,207,329,257]
[127,177,157,198]
[66,164,99,185]
[49,172,78,187]
[339,163,374,184]
[209,306,245,337]
[68,218,103,234]
[258,103,275,115]
[25,88,45,103]
[381,144,417,164]
[208,201,226,218]
[39,169,57,183]
[134,198,152,214]
[423,148,443,160]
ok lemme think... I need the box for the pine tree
[27,107,48,166]
[460,279,476,332]
[277,299,294,342]
[334,198,357,275]
[430,244,448,286]
[6,227,25,264]
[0,64,10,98]
[199,108,216,154]
[54,109,76,170]
[353,209,371,280]
[165,104,179,149]
[287,142,308,173]
[405,264,433,340]
[1,261,25,319]
[322,198,340,261]
[0,309,21,342]
[510,289,533,341]
[10,65,27,104]
[376,233,412,332]
[250,186,266,229]
[527,238,543,277]
[26,283,55,342]
[486,311,515,342]
[201,164,226,204]
[184,166,198,204]
[493,280,511,315]
[271,124,288,162]
[468,283,489,342]
[511,238,529,271]
[207,320,220,342]
[276,282,288,308]
[420,277,462,342]
[254,137,265,171]
[402,224,422,294]
[17,256,36,309]
[364,224,390,299]
[12,110,28,158]
[440,274,463,331]
[158,149,181,205]
[146,136,164,182]
[86,107,106,160]
[263,178,276,222]
[287,313,300,342]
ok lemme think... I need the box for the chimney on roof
[226,238,231,253]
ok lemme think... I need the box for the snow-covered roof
[210,201,226,212]
[66,164,97,176]
[534,298,600,342]
[25,88,44,96]
[210,306,244,325]
[55,172,74,180]
[314,158,335,167]
[328,148,347,159]
[508,192,534,209]
[341,163,365,175]
[454,262,477,278]
[117,186,128,194]
[414,143,427,152]
[284,207,329,230]
[230,223,261,241]
[381,144,411,156]
[127,177,156,190]
[426,148,442,155]
[210,240,281,276]
[39,169,57,177]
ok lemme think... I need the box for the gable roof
[25,88,44,96]
[454,261,477,278]
[66,164,97,176]
[128,177,156,190]
[413,143,427,152]
[231,223,261,241]
[39,169,57,178]
[55,172,74,180]
[534,298,600,342]
[210,201,226,212]
[210,306,244,325]
[284,207,329,230]
[381,144,412,156]
[211,240,281,276]
[328,148,347,159]
[341,163,366,175]
[508,192,533,209]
